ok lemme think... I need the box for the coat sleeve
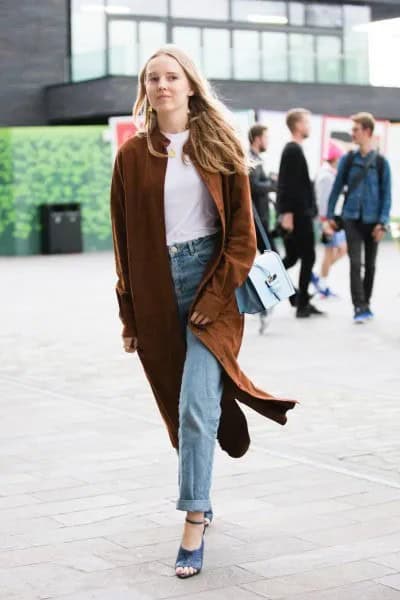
[110,152,137,338]
[327,155,346,220]
[379,158,391,225]
[277,145,302,214]
[249,164,274,196]
[194,172,257,321]
[315,172,333,219]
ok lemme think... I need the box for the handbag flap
[248,250,295,304]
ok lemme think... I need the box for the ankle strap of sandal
[185,517,205,525]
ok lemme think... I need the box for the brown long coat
[111,129,297,458]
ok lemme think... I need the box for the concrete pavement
[1,242,400,599]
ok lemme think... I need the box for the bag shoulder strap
[252,202,271,251]
[346,150,377,197]
[342,151,355,186]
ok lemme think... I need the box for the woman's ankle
[186,511,204,521]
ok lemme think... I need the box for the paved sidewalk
[1,243,400,600]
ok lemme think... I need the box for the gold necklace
[167,147,176,158]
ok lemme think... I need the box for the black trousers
[344,220,379,310]
[282,215,315,309]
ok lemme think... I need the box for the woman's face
[145,54,194,117]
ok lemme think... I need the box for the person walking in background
[311,141,347,298]
[277,108,324,318]
[327,112,391,323]
[110,45,297,579]
[248,123,277,333]
[248,124,277,253]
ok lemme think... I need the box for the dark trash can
[40,203,83,254]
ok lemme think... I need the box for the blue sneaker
[320,287,338,299]
[365,308,374,320]
[311,272,323,293]
[353,307,370,324]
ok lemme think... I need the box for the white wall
[258,110,322,179]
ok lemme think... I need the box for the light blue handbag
[235,204,295,314]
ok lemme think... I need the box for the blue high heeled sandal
[175,517,205,579]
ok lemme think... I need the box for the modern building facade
[2,0,400,125]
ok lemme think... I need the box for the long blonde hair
[133,45,248,175]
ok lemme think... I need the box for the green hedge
[0,129,15,253]
[0,126,113,255]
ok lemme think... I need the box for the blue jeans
[168,233,223,513]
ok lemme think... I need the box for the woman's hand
[191,311,211,326]
[322,220,335,236]
[123,337,138,353]
[328,219,338,231]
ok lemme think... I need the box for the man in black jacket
[248,124,277,253]
[277,108,323,318]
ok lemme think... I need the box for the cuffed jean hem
[176,499,212,512]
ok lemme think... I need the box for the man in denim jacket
[327,112,391,323]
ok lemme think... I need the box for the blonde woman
[110,45,296,579]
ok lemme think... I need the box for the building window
[172,27,202,69]
[203,28,231,78]
[138,22,167,67]
[316,36,341,83]
[261,32,288,81]
[289,33,314,82]
[232,0,287,25]
[233,30,260,80]
[69,0,373,87]
[306,4,342,28]
[109,20,137,76]
[343,5,370,84]
[71,0,106,81]
[106,0,167,16]
[288,2,305,26]
[170,0,228,20]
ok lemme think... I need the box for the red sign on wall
[108,116,138,158]
[115,121,137,148]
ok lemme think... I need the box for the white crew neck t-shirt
[162,130,219,246]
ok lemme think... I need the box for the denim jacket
[327,150,391,225]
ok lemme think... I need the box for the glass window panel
[289,2,305,26]
[233,30,260,79]
[109,20,137,75]
[171,0,228,20]
[203,29,230,79]
[172,27,202,69]
[232,1,287,24]
[106,0,167,16]
[261,32,288,81]
[289,33,314,82]
[71,0,106,81]
[343,5,370,84]
[138,22,167,67]
[343,4,370,27]
[316,36,341,83]
[306,4,342,28]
